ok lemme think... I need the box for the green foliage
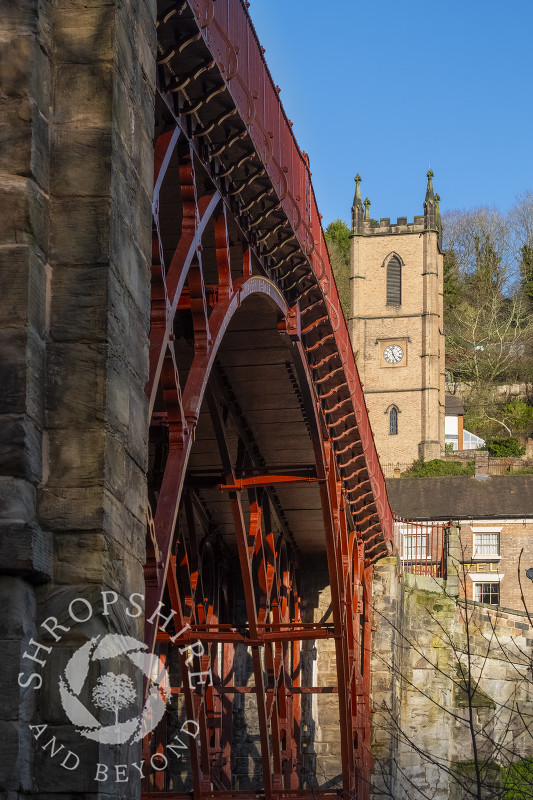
[445,442,454,455]
[468,232,505,297]
[502,758,533,799]
[402,459,475,477]
[520,243,533,304]
[462,389,533,440]
[483,436,526,457]
[324,219,351,319]
[443,251,461,312]
[463,407,490,439]
[325,219,350,261]
[502,397,533,434]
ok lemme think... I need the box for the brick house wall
[387,476,533,614]
[458,519,533,611]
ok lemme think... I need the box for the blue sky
[249,0,533,229]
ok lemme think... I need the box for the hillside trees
[324,219,351,318]
[511,192,533,306]
[443,198,533,438]
[509,191,533,263]
[443,207,528,383]
[519,244,533,304]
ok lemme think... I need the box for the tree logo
[58,634,170,745]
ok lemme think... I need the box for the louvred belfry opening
[143,2,393,798]
[386,257,402,306]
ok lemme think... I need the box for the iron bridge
[143,2,394,799]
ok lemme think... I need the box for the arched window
[386,256,402,305]
[389,406,398,435]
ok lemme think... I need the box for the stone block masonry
[371,545,533,800]
[349,175,445,466]
[0,0,52,792]
[299,558,345,787]
[0,0,156,795]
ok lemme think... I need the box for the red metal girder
[188,253,212,350]
[205,687,338,695]
[219,475,321,490]
[147,9,398,793]
[147,186,221,415]
[147,565,204,799]
[148,275,290,647]
[304,332,335,353]
[207,391,275,800]
[143,793,348,800]
[174,622,334,631]
[277,303,301,340]
[158,0,394,554]
[155,628,338,647]
[286,340,366,796]
[153,128,180,204]
[214,205,233,300]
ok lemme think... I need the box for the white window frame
[471,526,501,560]
[473,581,500,605]
[398,524,431,562]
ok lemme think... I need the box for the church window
[386,256,402,305]
[389,406,398,435]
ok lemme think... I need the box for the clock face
[383,344,404,364]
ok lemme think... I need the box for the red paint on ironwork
[143,3,398,798]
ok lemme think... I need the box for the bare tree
[369,532,533,800]
[508,192,533,259]
[442,208,511,287]
[445,288,531,386]
[443,200,533,389]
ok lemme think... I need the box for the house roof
[386,475,533,520]
[445,394,465,416]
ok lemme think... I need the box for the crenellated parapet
[351,171,442,246]
[361,214,426,235]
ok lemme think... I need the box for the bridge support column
[0,0,156,795]
[0,1,53,792]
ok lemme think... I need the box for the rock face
[371,542,533,800]
[0,0,156,795]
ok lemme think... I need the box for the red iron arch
[144,4,393,798]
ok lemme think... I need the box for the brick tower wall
[350,217,445,466]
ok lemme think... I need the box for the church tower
[349,172,445,467]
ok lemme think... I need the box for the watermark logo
[59,634,169,745]
[18,592,211,783]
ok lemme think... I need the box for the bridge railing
[188,0,394,549]
[394,517,447,578]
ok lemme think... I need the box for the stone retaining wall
[371,542,533,799]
